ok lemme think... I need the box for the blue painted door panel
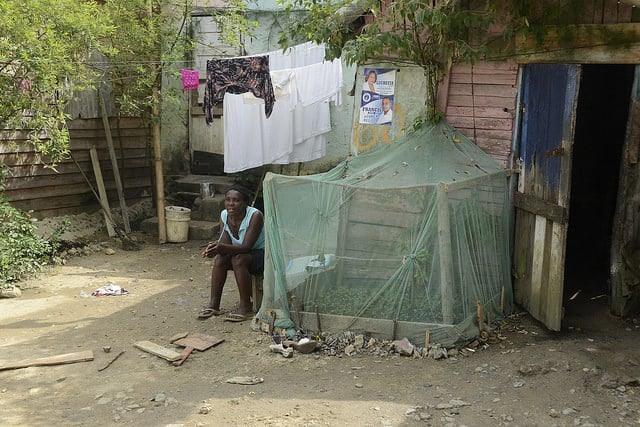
[520,64,579,193]
[514,64,580,331]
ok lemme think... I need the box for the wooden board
[0,116,152,218]
[134,341,182,361]
[173,334,224,351]
[0,350,94,371]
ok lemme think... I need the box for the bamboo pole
[152,86,166,244]
[476,300,486,332]
[148,0,166,244]
[314,304,322,333]
[71,153,119,232]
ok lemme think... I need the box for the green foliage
[0,197,67,289]
[102,0,257,122]
[0,0,114,164]
[277,0,498,121]
[276,0,630,122]
[1,0,257,162]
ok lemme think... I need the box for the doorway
[563,65,635,309]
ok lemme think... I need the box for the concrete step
[191,194,225,222]
[140,217,219,241]
[166,192,200,210]
[173,174,236,196]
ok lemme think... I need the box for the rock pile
[309,313,529,360]
[316,330,458,360]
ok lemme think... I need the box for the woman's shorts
[249,249,264,275]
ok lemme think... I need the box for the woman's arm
[202,215,232,258]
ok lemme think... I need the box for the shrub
[0,196,67,289]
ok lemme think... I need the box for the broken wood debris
[133,341,181,362]
[98,350,125,372]
[0,350,94,371]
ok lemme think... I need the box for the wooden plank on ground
[0,350,94,371]
[134,341,182,361]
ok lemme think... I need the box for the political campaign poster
[359,68,396,125]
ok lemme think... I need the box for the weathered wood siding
[1,117,152,219]
[444,61,519,168]
[444,0,639,167]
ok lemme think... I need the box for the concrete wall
[159,4,431,176]
[350,63,427,154]
[234,10,359,175]
[161,69,191,174]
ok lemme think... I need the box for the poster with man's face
[359,68,396,125]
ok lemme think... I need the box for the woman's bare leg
[231,253,253,314]
[208,254,231,310]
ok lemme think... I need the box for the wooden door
[611,65,640,316]
[512,64,581,330]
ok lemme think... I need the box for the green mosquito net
[255,121,512,347]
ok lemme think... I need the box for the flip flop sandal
[197,307,222,319]
[223,313,252,322]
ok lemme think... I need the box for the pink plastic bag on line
[181,69,199,90]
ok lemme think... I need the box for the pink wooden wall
[444,61,519,168]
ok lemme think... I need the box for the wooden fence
[1,117,152,219]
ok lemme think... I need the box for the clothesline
[206,42,325,62]
[204,41,343,173]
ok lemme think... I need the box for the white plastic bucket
[165,206,191,243]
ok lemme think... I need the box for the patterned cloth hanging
[180,69,199,90]
[203,56,275,125]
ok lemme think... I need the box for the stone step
[166,192,200,210]
[172,174,236,196]
[191,194,225,222]
[140,217,219,241]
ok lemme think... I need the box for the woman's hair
[226,184,253,203]
[366,70,377,82]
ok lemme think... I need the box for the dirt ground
[1,229,640,427]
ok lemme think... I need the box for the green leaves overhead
[1,0,257,163]
[0,0,113,163]
[276,0,497,121]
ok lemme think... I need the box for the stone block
[192,195,225,221]
[140,217,159,235]
[189,220,219,240]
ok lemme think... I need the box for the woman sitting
[198,185,264,322]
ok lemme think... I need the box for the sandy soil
[1,231,639,427]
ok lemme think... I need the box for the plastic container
[165,206,191,242]
[200,181,214,198]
